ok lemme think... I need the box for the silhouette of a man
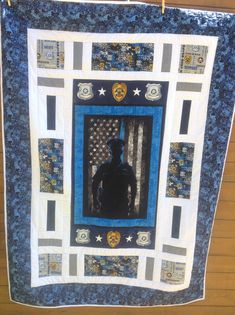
[92,138,137,219]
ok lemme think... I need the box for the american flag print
[84,115,152,218]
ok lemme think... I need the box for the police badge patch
[136,231,151,246]
[112,82,127,102]
[77,83,94,100]
[107,231,121,248]
[75,229,90,244]
[145,83,162,101]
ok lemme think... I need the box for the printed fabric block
[166,143,194,199]
[92,43,154,71]
[37,40,64,69]
[39,254,62,277]
[161,260,186,285]
[179,45,208,74]
[39,139,64,193]
[84,255,139,278]
[1,0,234,308]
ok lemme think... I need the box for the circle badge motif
[198,57,204,63]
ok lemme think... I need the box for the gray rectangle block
[145,257,154,281]
[69,254,77,276]
[47,200,55,231]
[161,44,172,72]
[171,206,181,238]
[73,42,83,70]
[180,100,191,134]
[47,96,56,130]
[38,77,64,88]
[38,239,62,246]
[176,82,202,92]
[163,244,187,256]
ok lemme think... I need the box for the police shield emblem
[112,82,127,102]
[136,231,151,246]
[145,83,162,101]
[77,83,94,100]
[107,231,121,248]
[75,229,90,244]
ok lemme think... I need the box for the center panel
[70,79,168,249]
[83,115,152,220]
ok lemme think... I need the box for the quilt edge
[202,105,235,296]
[0,21,12,304]
[8,295,206,308]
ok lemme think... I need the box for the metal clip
[162,0,165,14]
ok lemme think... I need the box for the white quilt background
[28,29,218,290]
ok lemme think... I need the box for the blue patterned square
[92,43,154,71]
[39,139,64,193]
[166,142,194,199]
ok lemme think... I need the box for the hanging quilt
[1,0,234,307]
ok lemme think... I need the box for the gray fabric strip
[180,100,191,134]
[161,44,172,72]
[145,257,154,281]
[172,206,181,238]
[47,96,56,130]
[176,82,202,92]
[163,244,187,256]
[38,77,64,88]
[47,200,55,231]
[73,42,83,70]
[38,239,62,246]
[69,254,77,276]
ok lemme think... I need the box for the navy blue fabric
[73,79,169,106]
[1,0,235,306]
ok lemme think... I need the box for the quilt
[1,0,234,307]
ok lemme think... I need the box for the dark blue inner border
[1,0,234,307]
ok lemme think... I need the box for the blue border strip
[74,105,163,227]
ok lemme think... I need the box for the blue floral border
[1,0,234,307]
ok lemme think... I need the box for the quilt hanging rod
[127,0,165,13]
[6,0,165,13]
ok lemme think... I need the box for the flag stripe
[132,120,139,176]
[139,121,148,217]
[127,120,135,167]
[135,122,144,213]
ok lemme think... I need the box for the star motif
[98,87,106,96]
[95,235,103,242]
[126,235,133,242]
[133,88,141,96]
